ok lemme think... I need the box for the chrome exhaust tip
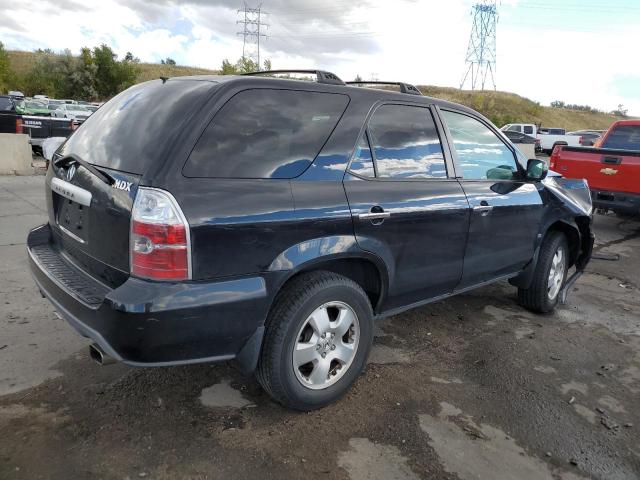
[89,343,116,366]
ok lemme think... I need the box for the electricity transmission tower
[237,3,268,67]
[460,0,498,91]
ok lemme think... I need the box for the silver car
[52,104,93,123]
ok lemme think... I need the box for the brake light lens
[549,148,560,170]
[131,188,191,281]
[16,118,23,134]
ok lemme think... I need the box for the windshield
[26,101,46,108]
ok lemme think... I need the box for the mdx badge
[113,179,133,192]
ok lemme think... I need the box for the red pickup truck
[549,120,640,214]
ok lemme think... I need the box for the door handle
[358,206,390,223]
[473,205,493,216]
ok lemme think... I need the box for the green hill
[6,49,624,131]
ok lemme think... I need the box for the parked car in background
[51,104,93,123]
[502,130,542,153]
[0,95,75,147]
[568,130,601,147]
[550,120,640,215]
[33,95,50,102]
[29,72,594,410]
[502,123,581,153]
[8,91,25,100]
[16,100,51,117]
[0,95,21,133]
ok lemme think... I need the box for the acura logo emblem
[66,164,77,181]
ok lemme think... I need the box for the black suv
[28,71,594,410]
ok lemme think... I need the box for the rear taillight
[549,147,560,170]
[16,118,23,134]
[130,188,191,281]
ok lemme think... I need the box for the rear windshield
[602,125,640,150]
[59,79,215,174]
[183,89,349,179]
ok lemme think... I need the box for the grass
[7,49,626,131]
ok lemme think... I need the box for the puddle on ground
[368,344,410,365]
[572,404,597,425]
[534,365,557,374]
[515,326,535,340]
[418,402,587,480]
[430,377,463,385]
[338,437,419,480]
[484,305,534,324]
[0,404,70,428]
[597,395,627,414]
[199,379,254,408]
[560,381,588,396]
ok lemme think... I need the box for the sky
[1,0,639,115]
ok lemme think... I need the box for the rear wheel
[518,232,569,313]
[257,271,373,410]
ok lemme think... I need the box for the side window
[0,98,14,111]
[442,110,518,181]
[523,125,534,135]
[349,134,375,177]
[506,125,521,133]
[184,89,349,179]
[368,104,447,179]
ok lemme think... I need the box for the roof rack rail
[241,70,345,86]
[345,81,423,96]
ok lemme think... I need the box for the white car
[501,123,581,153]
[52,104,93,123]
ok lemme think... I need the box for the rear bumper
[28,224,271,368]
[591,189,640,213]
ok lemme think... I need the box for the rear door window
[367,104,447,179]
[184,89,349,179]
[602,125,640,150]
[523,125,534,135]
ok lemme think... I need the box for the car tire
[256,271,374,410]
[518,231,569,314]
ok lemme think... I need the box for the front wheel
[257,271,374,410]
[518,232,569,313]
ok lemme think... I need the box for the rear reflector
[130,188,191,281]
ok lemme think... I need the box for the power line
[460,0,498,91]
[237,3,268,67]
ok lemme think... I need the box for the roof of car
[165,74,480,118]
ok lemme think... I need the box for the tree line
[0,41,138,101]
[551,99,627,117]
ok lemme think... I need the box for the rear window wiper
[54,155,115,186]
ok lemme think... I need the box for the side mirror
[526,158,548,182]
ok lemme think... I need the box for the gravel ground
[1,175,639,480]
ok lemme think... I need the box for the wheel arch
[270,253,388,316]
[509,217,585,289]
